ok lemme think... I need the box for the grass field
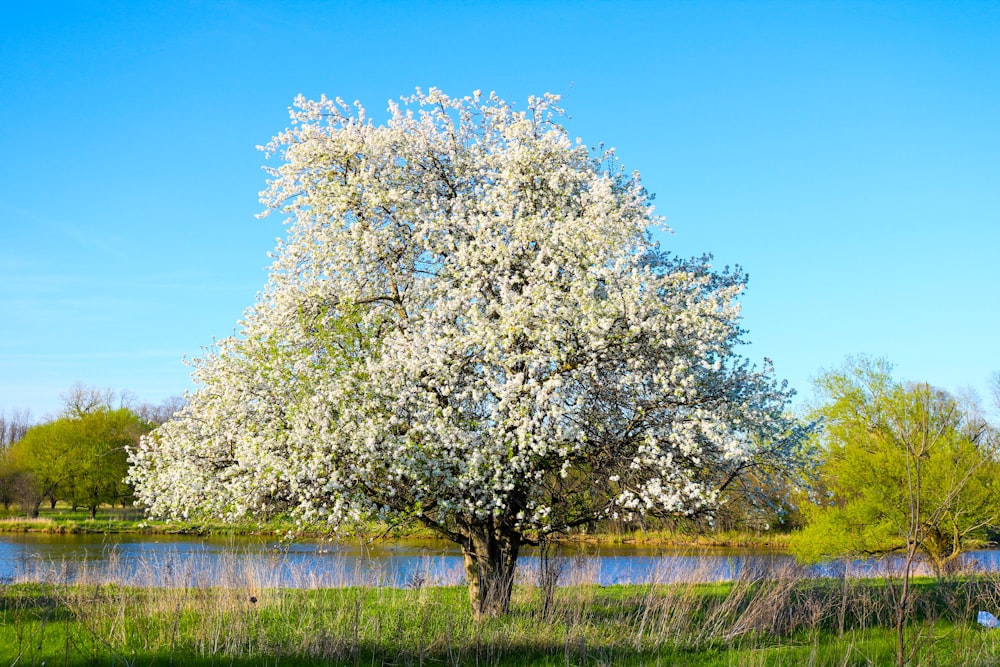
[3,558,1000,666]
[2,507,997,664]
[0,506,292,537]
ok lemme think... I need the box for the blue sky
[2,1,998,420]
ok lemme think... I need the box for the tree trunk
[89,505,97,520]
[462,529,521,620]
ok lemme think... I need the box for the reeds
[2,550,1000,665]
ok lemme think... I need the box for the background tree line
[1,363,998,576]
[0,384,184,518]
[591,358,1000,560]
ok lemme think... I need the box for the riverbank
[0,508,791,549]
[560,527,792,549]
[2,573,998,665]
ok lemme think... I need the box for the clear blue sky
[2,1,998,420]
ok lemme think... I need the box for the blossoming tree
[128,89,809,617]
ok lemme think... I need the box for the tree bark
[462,528,521,619]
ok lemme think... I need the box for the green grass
[562,527,794,550]
[0,507,293,536]
[0,507,796,551]
[2,568,1000,666]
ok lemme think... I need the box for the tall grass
[2,552,1000,665]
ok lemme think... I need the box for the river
[1,533,998,588]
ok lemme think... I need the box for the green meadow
[3,564,1000,666]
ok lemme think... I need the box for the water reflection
[0,533,996,588]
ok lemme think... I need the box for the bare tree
[61,383,117,418]
[0,409,32,448]
[135,396,187,426]
[992,372,1000,419]
[955,386,996,449]
[0,409,32,513]
[60,383,141,417]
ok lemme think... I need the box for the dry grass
[1,549,999,665]
[0,516,57,526]
[562,527,794,549]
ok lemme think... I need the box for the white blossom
[128,88,806,544]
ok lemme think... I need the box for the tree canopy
[10,406,150,517]
[128,89,810,616]
[790,357,1000,577]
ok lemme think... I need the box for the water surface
[0,533,995,588]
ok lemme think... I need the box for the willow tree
[791,357,1000,576]
[790,357,1000,667]
[13,407,147,517]
[129,89,808,618]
